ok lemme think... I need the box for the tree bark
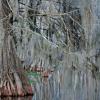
[0,0,33,97]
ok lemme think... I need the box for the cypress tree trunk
[0,0,33,96]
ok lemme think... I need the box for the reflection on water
[0,96,33,100]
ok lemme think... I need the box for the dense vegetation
[0,0,100,100]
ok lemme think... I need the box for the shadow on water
[0,96,33,100]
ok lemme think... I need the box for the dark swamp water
[0,96,33,100]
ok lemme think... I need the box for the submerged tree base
[0,36,34,97]
[0,83,33,97]
[0,67,33,97]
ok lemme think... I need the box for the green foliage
[26,71,41,84]
[26,71,41,77]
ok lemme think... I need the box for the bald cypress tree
[0,0,33,96]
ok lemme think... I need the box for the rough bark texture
[0,0,33,97]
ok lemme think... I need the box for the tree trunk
[0,0,33,97]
